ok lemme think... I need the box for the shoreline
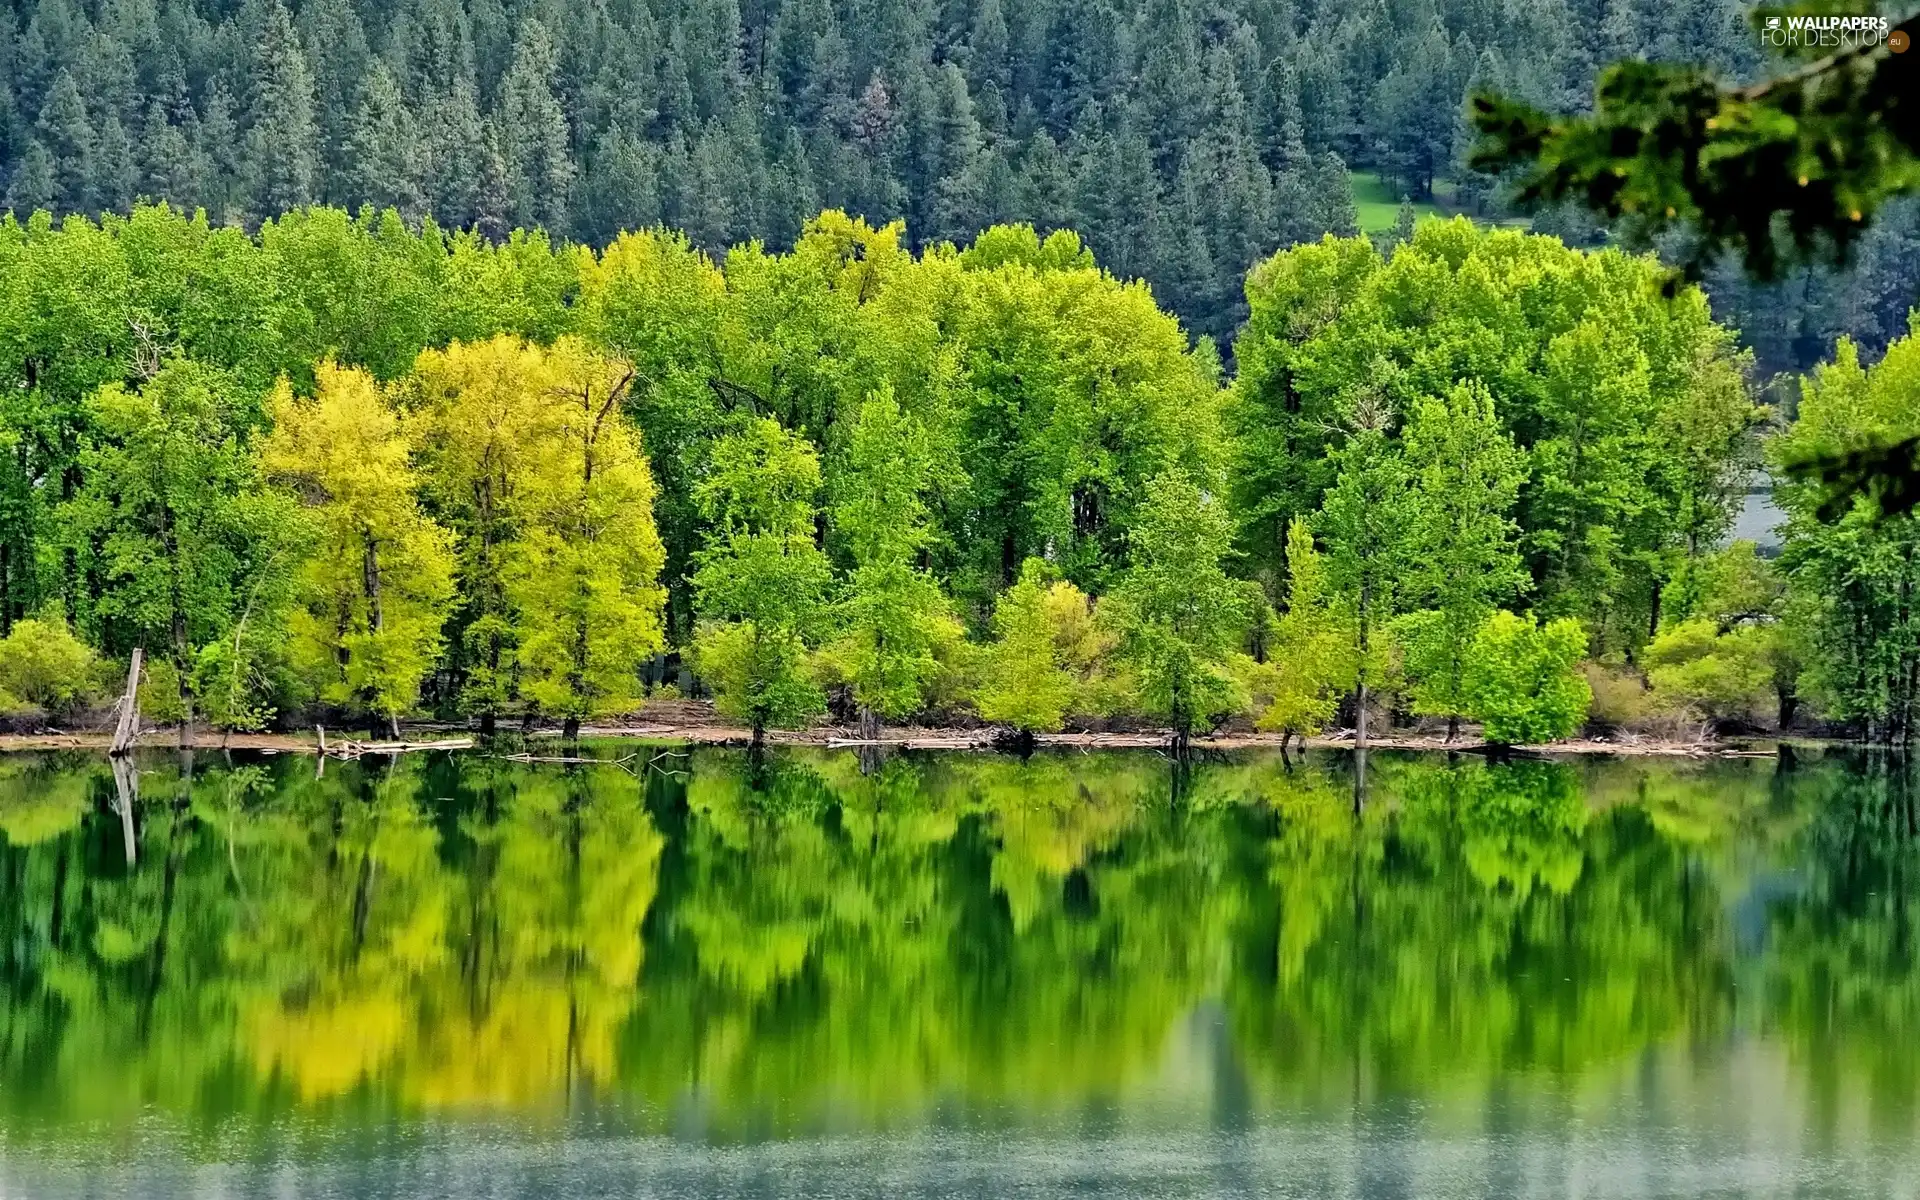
[0,721,1805,759]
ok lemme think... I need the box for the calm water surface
[0,744,1915,1197]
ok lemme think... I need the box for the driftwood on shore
[324,737,474,759]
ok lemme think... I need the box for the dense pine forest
[3,0,1920,364]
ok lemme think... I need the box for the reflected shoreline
[0,745,1914,1194]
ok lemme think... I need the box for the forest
[2,0,1920,371]
[0,200,1910,746]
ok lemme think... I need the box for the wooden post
[109,648,143,756]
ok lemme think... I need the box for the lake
[0,744,1915,1198]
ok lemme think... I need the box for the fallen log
[328,737,475,759]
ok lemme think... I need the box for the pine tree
[575,124,661,245]
[349,61,425,220]
[136,101,200,208]
[6,141,56,213]
[93,113,137,213]
[196,85,245,222]
[34,71,95,213]
[422,75,487,228]
[297,0,372,192]
[494,20,575,235]
[245,0,323,215]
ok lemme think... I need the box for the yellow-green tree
[506,339,666,737]
[261,363,455,733]
[976,560,1115,737]
[407,335,558,729]
[1255,519,1355,754]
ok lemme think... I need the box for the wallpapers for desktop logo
[1758,13,1899,50]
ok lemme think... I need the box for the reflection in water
[0,746,1916,1196]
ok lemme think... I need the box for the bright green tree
[976,560,1075,736]
[691,417,833,744]
[1255,519,1355,754]
[1773,333,1920,741]
[1395,383,1530,740]
[828,387,959,734]
[1461,611,1592,746]
[1103,470,1247,752]
[1316,406,1417,749]
[66,362,305,734]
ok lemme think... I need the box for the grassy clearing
[1350,171,1444,234]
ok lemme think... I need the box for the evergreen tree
[6,141,56,213]
[493,20,575,235]
[34,70,95,212]
[244,0,322,215]
[348,62,425,221]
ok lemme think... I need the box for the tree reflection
[0,744,1912,1143]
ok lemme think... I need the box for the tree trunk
[857,706,880,740]
[1355,579,1371,755]
[110,648,143,756]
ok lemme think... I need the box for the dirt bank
[0,712,1792,759]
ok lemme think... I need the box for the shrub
[1644,618,1777,723]
[0,618,102,716]
[1461,611,1592,745]
[1582,662,1656,728]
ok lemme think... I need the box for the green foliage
[1236,221,1756,654]
[976,560,1117,734]
[0,616,99,714]
[1470,26,1918,282]
[1397,383,1530,726]
[262,363,456,725]
[62,360,304,727]
[692,418,833,734]
[828,390,960,724]
[1461,611,1592,745]
[1644,619,1777,723]
[1103,471,1247,739]
[1254,519,1354,739]
[1773,331,1920,738]
[1316,412,1417,697]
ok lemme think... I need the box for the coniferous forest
[0,0,1916,745]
